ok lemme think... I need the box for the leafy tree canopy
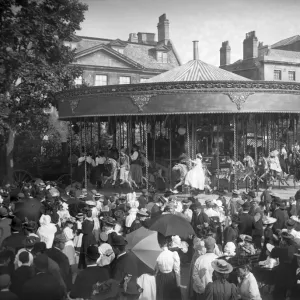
[0,0,88,133]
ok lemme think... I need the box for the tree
[0,0,88,182]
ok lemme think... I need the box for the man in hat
[260,184,273,214]
[249,197,264,249]
[150,196,166,218]
[14,236,39,269]
[238,202,255,237]
[118,147,130,185]
[111,235,138,281]
[224,215,240,245]
[191,202,209,233]
[282,219,300,240]
[22,254,64,300]
[130,208,149,233]
[45,234,72,291]
[192,236,218,298]
[272,197,289,233]
[0,207,12,247]
[70,245,110,299]
[1,217,26,252]
[227,190,242,216]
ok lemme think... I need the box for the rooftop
[271,35,300,49]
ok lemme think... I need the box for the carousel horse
[172,163,188,190]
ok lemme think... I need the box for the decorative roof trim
[56,80,300,101]
[75,44,145,70]
[109,39,128,47]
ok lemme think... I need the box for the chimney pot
[193,41,199,60]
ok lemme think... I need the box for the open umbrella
[149,213,195,238]
[126,227,162,273]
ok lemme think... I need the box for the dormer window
[112,47,124,55]
[157,51,168,63]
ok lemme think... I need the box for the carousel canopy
[146,59,250,83]
[56,42,300,120]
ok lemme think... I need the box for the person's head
[237,263,251,278]
[86,245,100,265]
[195,202,202,213]
[18,251,30,268]
[0,274,11,291]
[65,220,74,229]
[33,254,48,273]
[32,242,47,257]
[111,236,127,256]
[204,236,216,253]
[53,234,66,251]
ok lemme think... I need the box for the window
[119,76,131,84]
[288,71,296,81]
[140,78,148,83]
[74,76,82,85]
[274,70,282,80]
[95,75,108,86]
[112,47,124,55]
[157,51,168,63]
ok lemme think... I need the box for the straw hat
[262,216,277,225]
[211,259,233,274]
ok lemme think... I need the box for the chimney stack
[128,33,138,43]
[220,41,231,66]
[243,31,258,60]
[193,41,199,60]
[157,14,170,45]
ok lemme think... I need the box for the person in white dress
[184,153,205,190]
[62,220,76,266]
[37,214,57,249]
[268,150,282,178]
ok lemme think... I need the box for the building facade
[219,32,300,82]
[65,14,181,86]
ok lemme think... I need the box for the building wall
[263,63,300,82]
[81,68,154,86]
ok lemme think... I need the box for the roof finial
[193,41,199,60]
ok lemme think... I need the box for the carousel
[56,41,300,194]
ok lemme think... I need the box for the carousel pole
[255,115,258,163]
[80,121,83,155]
[153,118,156,163]
[187,116,191,169]
[145,117,149,191]
[97,119,101,150]
[217,114,220,190]
[69,122,73,185]
[90,121,93,154]
[169,117,172,188]
[233,114,237,191]
[84,120,87,189]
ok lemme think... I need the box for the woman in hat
[184,153,206,191]
[62,220,76,267]
[130,208,149,233]
[37,214,57,249]
[204,259,237,300]
[260,216,277,261]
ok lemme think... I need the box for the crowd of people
[0,178,300,300]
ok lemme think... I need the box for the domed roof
[147,59,250,83]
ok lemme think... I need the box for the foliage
[0,0,88,133]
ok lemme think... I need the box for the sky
[77,0,300,66]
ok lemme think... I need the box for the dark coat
[138,195,147,209]
[191,211,209,231]
[0,291,19,300]
[130,220,143,233]
[21,272,64,300]
[1,232,26,253]
[111,251,138,281]
[223,225,239,245]
[45,247,72,291]
[204,279,238,300]
[10,265,35,298]
[272,208,289,232]
[238,212,254,236]
[70,265,110,299]
[0,218,12,247]
[151,204,162,218]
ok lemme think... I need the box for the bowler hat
[194,201,202,209]
[104,217,116,227]
[242,202,250,211]
[274,197,282,205]
[10,217,22,231]
[137,208,149,217]
[281,231,294,240]
[32,242,47,254]
[211,259,233,274]
[111,235,127,246]
[86,245,100,260]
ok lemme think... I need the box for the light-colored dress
[238,272,262,300]
[184,158,205,190]
[137,273,156,300]
[37,215,57,249]
[63,226,76,265]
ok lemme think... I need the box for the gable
[75,49,139,69]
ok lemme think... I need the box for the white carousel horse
[172,163,188,190]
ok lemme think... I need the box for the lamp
[178,125,186,135]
